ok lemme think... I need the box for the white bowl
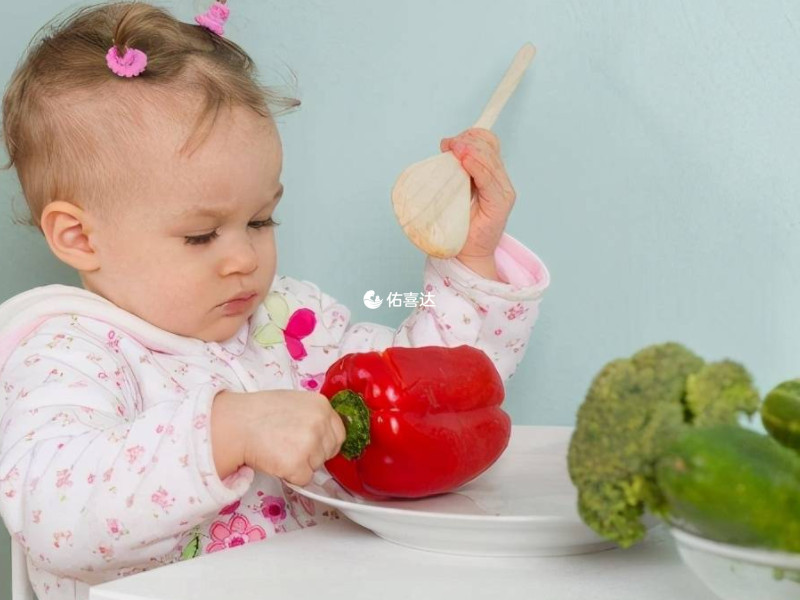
[669,526,800,600]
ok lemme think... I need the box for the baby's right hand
[212,389,347,485]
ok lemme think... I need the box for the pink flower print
[264,361,285,378]
[97,544,115,562]
[300,373,325,391]
[103,468,114,482]
[45,334,66,350]
[106,518,125,538]
[126,445,145,464]
[32,510,41,524]
[494,328,503,336]
[53,531,73,549]
[156,424,175,436]
[219,500,241,515]
[504,303,526,321]
[284,308,316,360]
[260,496,287,524]
[151,487,174,510]
[86,353,104,365]
[205,514,266,553]
[87,473,96,484]
[505,338,525,354]
[106,330,120,353]
[56,469,73,489]
[193,414,208,430]
[43,368,62,384]
[1,467,19,484]
[23,355,41,367]
[329,309,347,328]
[112,368,127,389]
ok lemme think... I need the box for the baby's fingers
[441,128,500,153]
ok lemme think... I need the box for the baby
[0,1,549,598]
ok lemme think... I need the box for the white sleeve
[294,232,550,382]
[0,320,251,583]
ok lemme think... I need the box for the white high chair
[11,537,35,600]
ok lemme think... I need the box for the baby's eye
[184,230,219,245]
[183,218,279,246]
[249,217,281,229]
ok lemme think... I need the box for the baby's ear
[40,201,101,272]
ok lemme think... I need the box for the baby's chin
[207,319,251,343]
[181,313,253,344]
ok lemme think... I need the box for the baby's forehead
[72,90,282,216]
[73,83,276,154]
[74,86,278,174]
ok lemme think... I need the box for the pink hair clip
[106,45,148,78]
[195,1,230,36]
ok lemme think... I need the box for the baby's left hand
[440,128,516,268]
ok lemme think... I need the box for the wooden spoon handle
[472,43,536,131]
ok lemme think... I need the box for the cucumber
[655,425,800,551]
[762,380,800,452]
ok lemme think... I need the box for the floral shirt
[0,233,549,600]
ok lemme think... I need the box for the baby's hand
[440,128,517,272]
[212,389,346,485]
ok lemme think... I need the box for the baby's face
[83,105,283,342]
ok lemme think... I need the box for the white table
[89,518,715,600]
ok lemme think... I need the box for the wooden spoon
[391,43,537,258]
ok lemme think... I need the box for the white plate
[287,425,624,557]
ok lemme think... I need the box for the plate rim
[286,425,579,525]
[285,480,578,524]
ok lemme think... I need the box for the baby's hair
[1,1,299,229]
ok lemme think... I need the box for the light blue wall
[2,1,800,596]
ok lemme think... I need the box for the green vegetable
[656,425,800,552]
[567,342,760,548]
[762,380,800,452]
[686,361,761,427]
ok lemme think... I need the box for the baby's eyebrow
[180,184,284,219]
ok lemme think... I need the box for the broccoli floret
[686,360,760,426]
[567,342,759,548]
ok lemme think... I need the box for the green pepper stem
[331,390,371,460]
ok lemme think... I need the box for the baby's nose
[219,237,258,275]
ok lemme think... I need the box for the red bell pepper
[321,344,511,500]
